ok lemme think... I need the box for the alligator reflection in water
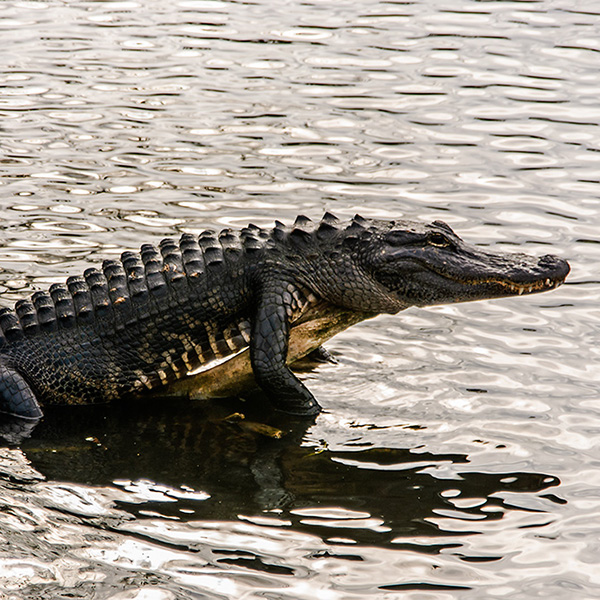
[14,398,561,548]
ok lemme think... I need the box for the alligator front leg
[0,363,43,420]
[250,286,322,416]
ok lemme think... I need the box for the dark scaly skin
[0,213,569,420]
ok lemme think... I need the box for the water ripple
[0,0,599,598]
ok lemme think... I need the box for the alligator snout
[498,252,570,296]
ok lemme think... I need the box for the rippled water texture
[0,1,599,598]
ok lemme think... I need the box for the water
[0,0,598,598]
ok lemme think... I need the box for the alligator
[0,213,569,420]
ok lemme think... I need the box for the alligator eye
[428,232,450,247]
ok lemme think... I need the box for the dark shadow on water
[7,396,561,548]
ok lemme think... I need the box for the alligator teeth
[489,279,558,294]
[510,284,536,294]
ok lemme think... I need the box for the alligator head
[315,215,570,314]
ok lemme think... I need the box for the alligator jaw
[469,274,566,297]
[413,249,571,305]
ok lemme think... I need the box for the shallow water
[0,0,599,598]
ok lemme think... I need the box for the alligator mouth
[423,251,570,298]
[470,276,565,295]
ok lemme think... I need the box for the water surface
[0,1,598,598]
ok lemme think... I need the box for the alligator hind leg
[306,345,337,364]
[0,363,42,420]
